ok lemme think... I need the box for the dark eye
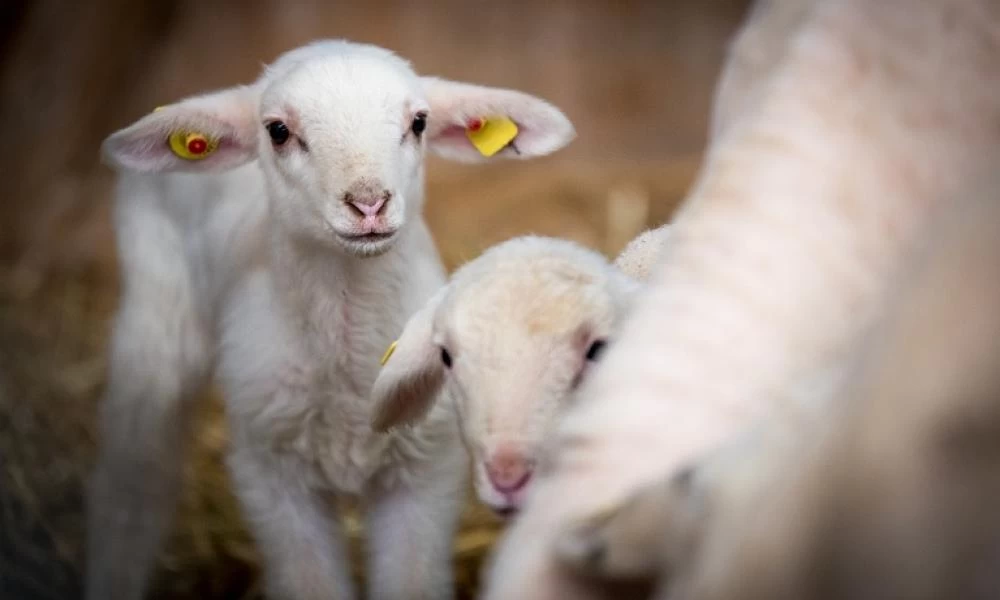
[267,121,290,145]
[440,347,452,368]
[411,112,427,137]
[585,340,607,362]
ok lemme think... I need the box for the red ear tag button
[168,131,218,160]
[187,136,208,155]
[466,118,484,132]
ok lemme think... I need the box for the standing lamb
[480,0,1000,598]
[86,39,575,600]
[369,231,668,518]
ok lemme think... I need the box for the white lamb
[85,39,575,600]
[368,230,668,518]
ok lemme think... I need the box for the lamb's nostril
[349,196,386,217]
[342,182,391,218]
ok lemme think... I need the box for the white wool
[554,182,1000,600]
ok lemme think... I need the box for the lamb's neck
[268,228,405,333]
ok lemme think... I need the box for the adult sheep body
[481,0,1000,598]
[86,40,575,600]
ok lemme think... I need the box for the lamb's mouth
[337,230,397,243]
[490,505,520,520]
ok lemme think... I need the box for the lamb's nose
[486,449,534,494]
[344,190,390,217]
[351,197,385,217]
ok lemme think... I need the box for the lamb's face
[437,258,627,518]
[102,41,577,261]
[257,51,429,257]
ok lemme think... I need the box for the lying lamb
[369,230,668,519]
[86,39,574,600]
[480,0,1000,598]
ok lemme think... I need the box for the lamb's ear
[370,289,448,432]
[420,76,575,163]
[613,226,671,283]
[101,84,259,174]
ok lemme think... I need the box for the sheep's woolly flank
[679,182,1000,600]
[564,180,1000,600]
[481,1,1000,599]
[87,39,575,600]
[371,236,645,517]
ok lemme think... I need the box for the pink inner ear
[434,123,476,145]
[116,130,243,170]
[105,110,259,173]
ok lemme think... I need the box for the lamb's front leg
[365,438,468,600]
[228,444,356,600]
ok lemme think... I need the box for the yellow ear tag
[380,340,398,366]
[465,117,519,157]
[168,131,218,160]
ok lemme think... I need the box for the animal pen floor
[0,1,748,598]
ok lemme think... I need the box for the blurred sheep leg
[226,445,357,600]
[85,179,212,600]
[364,448,468,600]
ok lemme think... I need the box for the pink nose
[486,449,533,493]
[343,182,391,217]
[349,196,386,217]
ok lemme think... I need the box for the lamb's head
[370,236,643,517]
[101,40,575,257]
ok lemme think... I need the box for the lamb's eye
[585,340,607,362]
[267,121,290,145]
[411,112,427,137]
[440,347,452,368]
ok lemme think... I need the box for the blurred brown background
[0,1,749,598]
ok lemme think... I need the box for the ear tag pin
[168,131,218,160]
[466,117,519,157]
[380,340,398,366]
